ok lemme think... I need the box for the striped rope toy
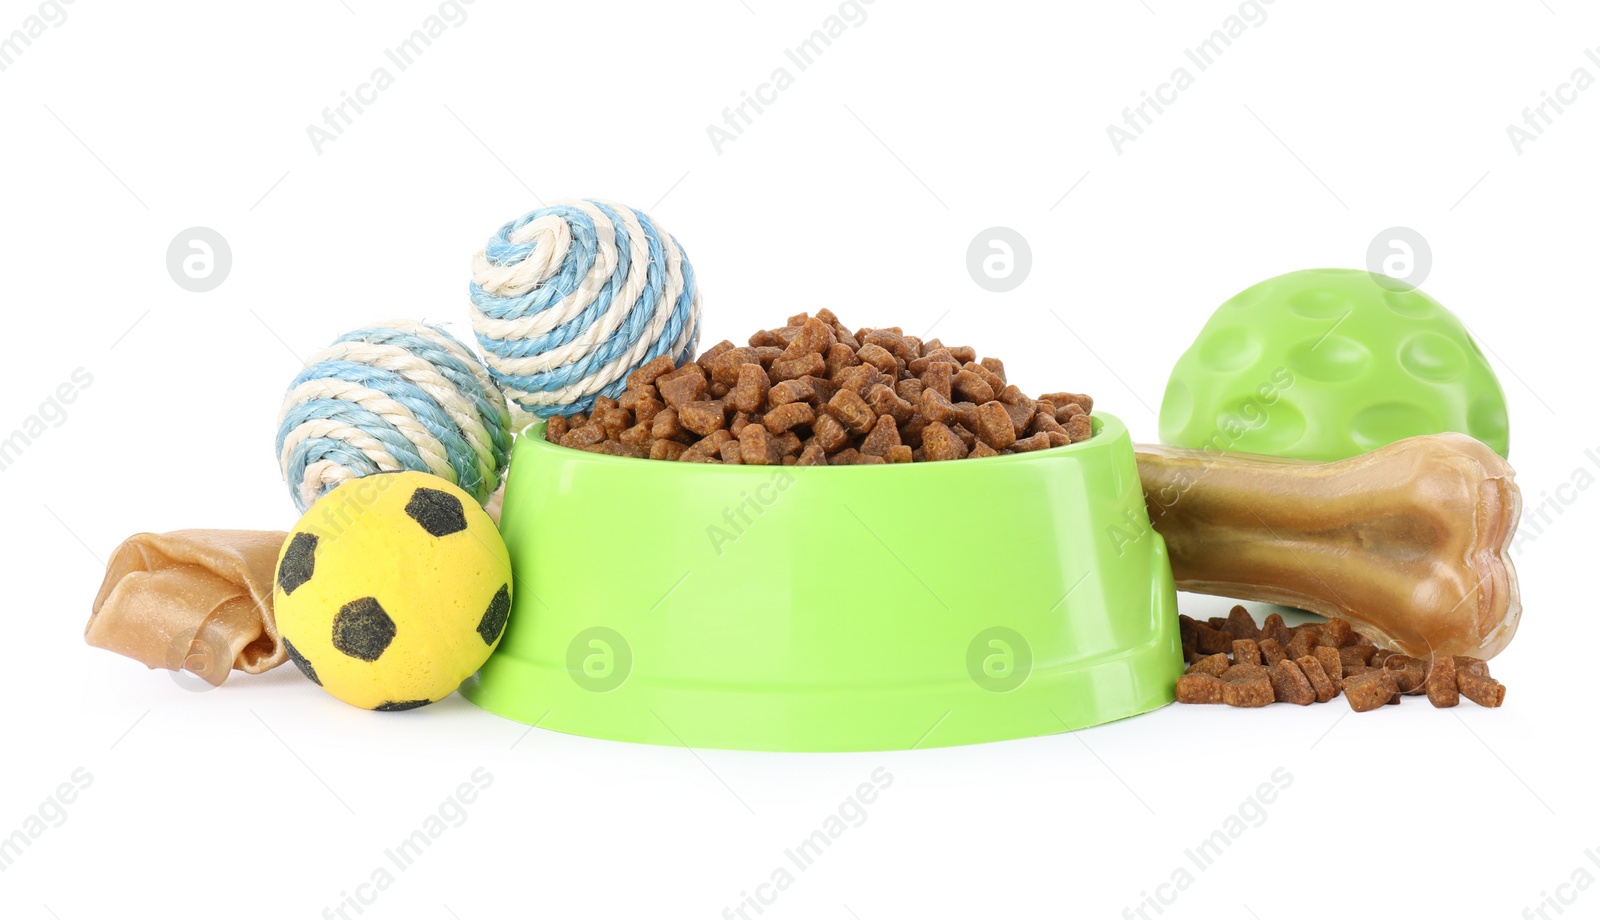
[275,321,513,513]
[468,198,702,418]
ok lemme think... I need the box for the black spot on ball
[477,584,510,645]
[374,699,432,712]
[283,637,321,686]
[331,597,396,662]
[405,487,467,537]
[277,532,318,595]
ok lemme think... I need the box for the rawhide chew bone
[87,530,289,685]
[1137,434,1521,660]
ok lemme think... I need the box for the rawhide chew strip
[86,530,289,685]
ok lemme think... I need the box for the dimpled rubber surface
[1159,268,1509,461]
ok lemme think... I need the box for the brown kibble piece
[1339,646,1377,669]
[825,389,877,435]
[632,395,664,425]
[893,377,923,404]
[1232,639,1261,667]
[771,352,826,382]
[649,439,686,461]
[1223,605,1259,640]
[594,406,630,438]
[1040,392,1092,415]
[1258,638,1287,667]
[885,445,914,463]
[658,371,707,409]
[907,349,952,376]
[697,339,736,371]
[1313,646,1344,690]
[866,384,915,423]
[769,378,815,406]
[1320,618,1355,648]
[619,421,653,447]
[812,412,850,453]
[960,361,1002,394]
[1194,623,1232,655]
[1187,653,1231,678]
[780,317,831,359]
[1223,662,1269,684]
[1261,613,1292,646]
[833,365,879,399]
[1285,628,1318,661]
[1295,655,1338,703]
[728,364,770,413]
[1176,673,1225,704]
[651,407,684,440]
[764,401,815,434]
[859,414,902,457]
[1344,669,1399,712]
[980,356,1006,383]
[953,370,995,405]
[1384,655,1427,694]
[973,401,1018,449]
[1010,433,1051,453]
[795,442,827,466]
[857,342,899,375]
[1001,400,1035,438]
[771,431,801,457]
[921,362,953,401]
[1425,655,1459,708]
[949,424,976,451]
[1455,657,1490,678]
[1223,676,1274,708]
[918,386,963,426]
[627,354,679,390]
[545,416,569,442]
[1458,671,1506,708]
[561,424,605,450]
[1268,659,1316,705]
[1065,415,1093,443]
[825,342,861,377]
[677,400,727,436]
[737,424,772,465]
[1030,411,1067,438]
[920,422,968,461]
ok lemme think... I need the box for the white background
[3,1,1596,917]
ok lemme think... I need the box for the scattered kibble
[1177,606,1505,711]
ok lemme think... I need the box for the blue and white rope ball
[275,321,513,514]
[468,198,702,418]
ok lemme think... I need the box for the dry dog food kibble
[544,310,1096,464]
[1177,606,1507,711]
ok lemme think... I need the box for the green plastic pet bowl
[461,413,1182,751]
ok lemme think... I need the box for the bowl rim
[513,412,1124,471]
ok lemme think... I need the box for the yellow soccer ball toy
[272,471,512,711]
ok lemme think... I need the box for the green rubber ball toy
[1159,268,1509,461]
